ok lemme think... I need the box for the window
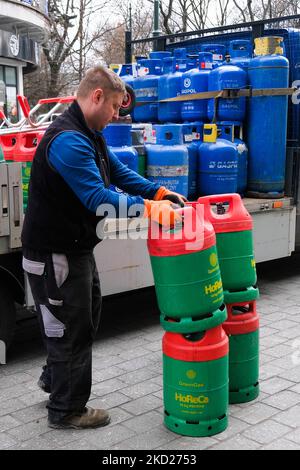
[0,66,18,123]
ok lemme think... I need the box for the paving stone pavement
[1,256,300,451]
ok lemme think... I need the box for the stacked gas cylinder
[0,129,45,210]
[119,36,289,199]
[198,194,260,406]
[147,194,260,437]
[102,123,140,195]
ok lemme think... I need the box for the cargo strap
[135,86,297,106]
[160,87,297,101]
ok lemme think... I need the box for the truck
[0,14,300,363]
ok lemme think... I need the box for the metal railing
[125,14,300,58]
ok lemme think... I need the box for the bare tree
[146,0,213,34]
[93,0,153,65]
[24,0,115,101]
[232,0,300,22]
[216,0,231,26]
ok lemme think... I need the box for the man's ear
[92,88,104,104]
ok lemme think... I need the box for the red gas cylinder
[162,325,229,437]
[14,130,44,162]
[0,133,18,161]
[198,193,259,303]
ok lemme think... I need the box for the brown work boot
[48,407,111,430]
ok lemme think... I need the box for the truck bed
[95,196,296,296]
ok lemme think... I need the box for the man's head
[76,65,126,131]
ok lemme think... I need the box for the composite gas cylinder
[147,204,226,333]
[13,130,44,211]
[198,193,259,303]
[0,133,18,162]
[223,300,260,404]
[163,326,229,437]
[0,143,5,162]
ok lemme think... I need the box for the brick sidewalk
[0,258,300,450]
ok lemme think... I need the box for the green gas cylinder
[163,326,229,437]
[147,204,226,333]
[21,162,32,211]
[198,193,259,303]
[13,130,44,212]
[223,300,260,404]
[0,144,4,162]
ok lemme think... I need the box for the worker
[21,66,186,430]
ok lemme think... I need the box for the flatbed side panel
[243,196,294,213]
[252,207,296,263]
[94,236,154,296]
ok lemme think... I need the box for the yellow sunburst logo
[186,370,197,380]
[210,253,218,267]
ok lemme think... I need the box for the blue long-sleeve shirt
[48,131,160,217]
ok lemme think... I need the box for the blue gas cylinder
[158,57,186,123]
[182,122,203,199]
[174,48,187,59]
[102,124,138,194]
[186,54,198,71]
[121,64,135,88]
[207,64,247,122]
[133,59,162,123]
[228,40,252,71]
[247,42,289,195]
[146,124,189,197]
[217,121,248,195]
[150,51,172,60]
[120,64,133,76]
[181,52,213,122]
[198,124,239,195]
[200,44,226,68]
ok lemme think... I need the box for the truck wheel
[0,284,16,349]
[119,84,136,117]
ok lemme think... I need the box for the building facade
[0,0,49,121]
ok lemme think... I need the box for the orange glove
[154,186,187,207]
[144,199,182,228]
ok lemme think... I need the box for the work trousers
[22,248,101,422]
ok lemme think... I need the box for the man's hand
[154,186,187,208]
[144,199,182,228]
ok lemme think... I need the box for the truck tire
[0,284,16,349]
[119,84,136,117]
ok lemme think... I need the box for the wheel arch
[0,265,25,305]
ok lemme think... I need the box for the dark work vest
[21,101,111,253]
